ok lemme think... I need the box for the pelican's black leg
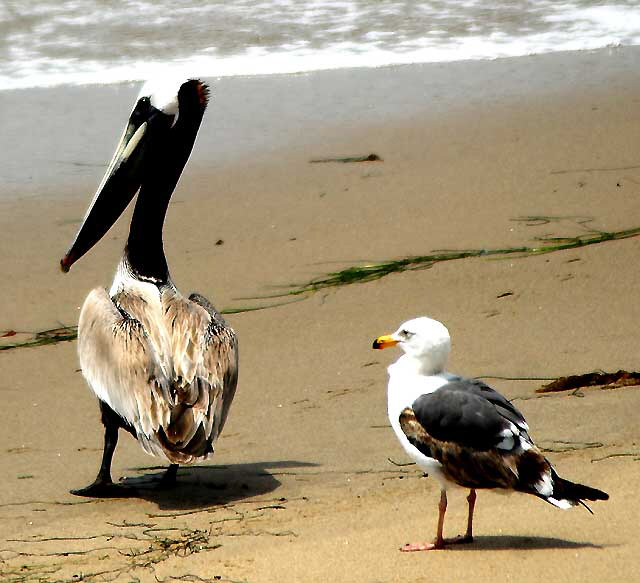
[71,402,135,497]
[157,463,179,489]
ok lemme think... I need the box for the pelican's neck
[110,252,175,297]
[124,90,205,284]
[125,187,172,284]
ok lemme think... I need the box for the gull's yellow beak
[372,334,398,350]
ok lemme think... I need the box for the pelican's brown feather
[79,288,172,440]
[190,292,239,435]
[78,283,238,465]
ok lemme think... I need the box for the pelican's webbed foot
[70,478,139,498]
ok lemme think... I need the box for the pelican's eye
[130,96,151,124]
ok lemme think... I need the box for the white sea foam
[1,1,639,90]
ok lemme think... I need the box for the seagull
[60,78,238,497]
[373,316,608,551]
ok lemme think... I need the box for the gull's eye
[400,329,414,338]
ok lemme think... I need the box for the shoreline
[3,45,640,202]
[2,41,639,92]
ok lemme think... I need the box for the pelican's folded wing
[189,293,238,434]
[78,287,238,464]
[77,287,172,441]
[155,290,238,461]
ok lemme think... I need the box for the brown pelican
[61,78,238,497]
[373,317,608,551]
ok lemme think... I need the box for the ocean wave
[1,1,639,90]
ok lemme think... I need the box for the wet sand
[1,47,640,582]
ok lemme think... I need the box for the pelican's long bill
[60,98,175,272]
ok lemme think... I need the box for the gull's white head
[373,316,451,374]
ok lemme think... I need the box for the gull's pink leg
[440,488,476,545]
[400,490,447,552]
[463,489,476,542]
[400,489,477,552]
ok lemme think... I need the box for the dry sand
[2,47,640,582]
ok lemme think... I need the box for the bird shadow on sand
[447,534,605,551]
[114,460,318,510]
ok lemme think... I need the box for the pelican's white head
[138,77,182,116]
[373,316,451,374]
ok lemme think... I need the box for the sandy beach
[2,47,640,582]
